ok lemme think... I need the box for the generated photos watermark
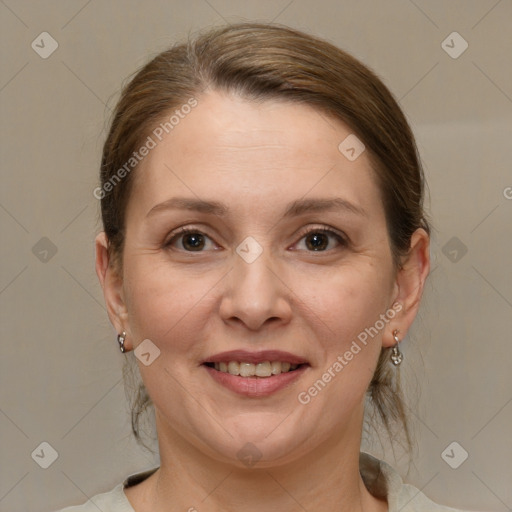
[93,97,198,200]
[297,302,402,405]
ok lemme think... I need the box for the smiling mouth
[203,361,308,378]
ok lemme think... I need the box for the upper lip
[202,350,308,365]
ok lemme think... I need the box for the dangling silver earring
[390,329,403,366]
[117,331,126,353]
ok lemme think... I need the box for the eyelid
[164,224,348,251]
[295,225,347,242]
[292,225,348,250]
[164,225,218,249]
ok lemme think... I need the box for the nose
[218,245,292,332]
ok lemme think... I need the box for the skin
[95,90,430,512]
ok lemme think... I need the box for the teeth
[255,361,271,377]
[271,361,282,375]
[228,361,240,375]
[239,363,255,377]
[212,360,302,377]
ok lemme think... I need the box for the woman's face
[111,91,403,466]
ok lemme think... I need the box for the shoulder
[53,483,133,512]
[396,481,473,511]
[360,452,475,512]
[54,467,158,511]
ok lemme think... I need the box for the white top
[56,452,472,511]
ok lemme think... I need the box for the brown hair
[100,22,429,452]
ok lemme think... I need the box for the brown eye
[305,232,329,251]
[296,227,347,252]
[181,232,206,251]
[164,228,216,252]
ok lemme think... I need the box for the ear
[383,228,430,348]
[95,232,132,351]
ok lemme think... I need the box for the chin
[203,422,317,469]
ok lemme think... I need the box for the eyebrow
[146,196,367,219]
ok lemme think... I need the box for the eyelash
[163,225,348,253]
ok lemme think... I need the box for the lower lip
[203,365,309,397]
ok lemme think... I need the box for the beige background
[1,1,511,511]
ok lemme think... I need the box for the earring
[390,329,403,366]
[117,331,126,353]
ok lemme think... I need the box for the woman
[58,22,469,512]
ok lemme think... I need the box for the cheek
[296,264,391,407]
[307,263,392,347]
[298,268,388,428]
[122,256,212,354]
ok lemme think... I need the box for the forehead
[127,90,382,219]
[158,92,350,165]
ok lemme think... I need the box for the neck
[126,409,387,512]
